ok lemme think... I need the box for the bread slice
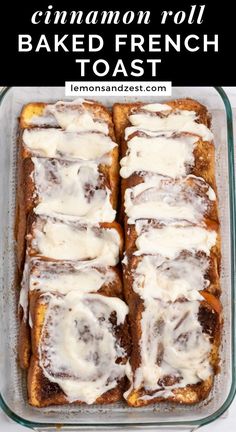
[113,98,216,189]
[121,174,219,240]
[18,258,124,370]
[113,98,210,140]
[123,251,221,304]
[26,215,123,264]
[124,218,220,264]
[20,100,115,138]
[28,287,130,407]
[21,157,117,219]
[27,258,124,297]
[19,101,117,175]
[124,291,222,407]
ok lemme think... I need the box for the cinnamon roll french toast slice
[28,272,130,407]
[113,98,216,189]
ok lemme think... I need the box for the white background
[0,87,235,431]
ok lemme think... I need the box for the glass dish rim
[0,86,235,430]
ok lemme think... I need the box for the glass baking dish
[0,86,235,431]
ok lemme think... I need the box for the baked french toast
[17,98,221,408]
[113,98,222,406]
